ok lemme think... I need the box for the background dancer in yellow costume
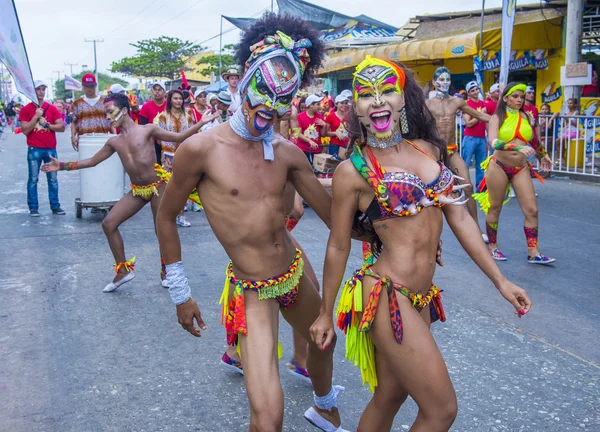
[42,94,203,292]
[473,83,554,264]
[310,57,531,432]
[425,67,491,243]
[157,14,350,432]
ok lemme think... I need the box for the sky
[12,0,537,98]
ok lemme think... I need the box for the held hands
[176,298,207,337]
[540,156,552,172]
[310,312,336,351]
[496,279,532,318]
[41,156,61,173]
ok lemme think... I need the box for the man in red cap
[71,73,112,150]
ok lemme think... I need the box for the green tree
[53,71,128,101]
[197,44,239,77]
[111,36,204,82]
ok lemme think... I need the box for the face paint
[353,63,404,140]
[246,57,298,117]
[106,106,124,125]
[434,72,451,94]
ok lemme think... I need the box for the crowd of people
[11,11,570,431]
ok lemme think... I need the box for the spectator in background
[154,89,196,228]
[190,89,209,123]
[71,74,111,150]
[539,103,560,162]
[128,94,140,124]
[462,81,488,188]
[485,83,500,115]
[319,90,333,114]
[222,68,242,113]
[139,81,167,163]
[297,94,326,164]
[324,93,350,156]
[6,99,21,132]
[109,84,126,95]
[19,80,65,217]
[201,92,229,131]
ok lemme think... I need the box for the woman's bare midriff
[493,140,529,167]
[369,207,443,294]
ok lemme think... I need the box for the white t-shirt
[82,95,101,106]
[227,88,242,113]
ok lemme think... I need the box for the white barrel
[79,133,124,204]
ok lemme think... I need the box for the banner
[64,74,82,91]
[0,0,36,102]
[499,0,517,85]
[477,50,550,72]
[320,20,396,43]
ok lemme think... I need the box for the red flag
[180,69,189,89]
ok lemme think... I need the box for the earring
[400,107,409,135]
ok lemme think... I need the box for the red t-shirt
[484,98,497,117]
[139,100,166,124]
[464,99,486,138]
[189,106,203,124]
[18,102,62,149]
[523,103,539,143]
[129,111,140,124]
[325,111,349,147]
[297,111,324,153]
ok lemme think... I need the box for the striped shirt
[154,110,196,155]
[72,96,111,135]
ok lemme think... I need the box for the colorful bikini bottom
[220,249,304,346]
[336,266,446,392]
[473,156,544,214]
[130,164,202,206]
[130,164,169,201]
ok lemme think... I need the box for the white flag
[499,0,517,86]
[0,0,36,102]
[65,74,82,91]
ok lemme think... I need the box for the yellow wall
[536,48,565,112]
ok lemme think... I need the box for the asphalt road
[1,129,599,432]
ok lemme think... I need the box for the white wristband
[166,261,191,305]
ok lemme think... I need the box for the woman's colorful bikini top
[498,107,533,143]
[350,140,467,221]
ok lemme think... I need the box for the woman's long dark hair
[166,89,184,114]
[346,61,448,258]
[495,82,526,129]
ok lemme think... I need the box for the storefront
[318,5,565,112]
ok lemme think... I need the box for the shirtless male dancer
[221,109,323,382]
[42,93,203,292]
[425,67,491,242]
[156,14,348,432]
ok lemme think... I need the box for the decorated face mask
[434,72,451,94]
[247,57,297,114]
[353,57,405,140]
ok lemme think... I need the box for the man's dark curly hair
[234,12,325,88]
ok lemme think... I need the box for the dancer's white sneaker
[103,271,136,293]
[303,407,348,432]
[482,233,489,244]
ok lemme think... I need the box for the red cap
[81,73,97,86]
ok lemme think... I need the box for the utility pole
[65,62,78,100]
[85,38,104,86]
[564,0,584,107]
[53,70,62,101]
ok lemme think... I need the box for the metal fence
[454,114,600,179]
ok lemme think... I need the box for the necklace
[366,128,402,149]
[507,107,520,114]
[229,109,275,161]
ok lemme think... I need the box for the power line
[110,0,160,34]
